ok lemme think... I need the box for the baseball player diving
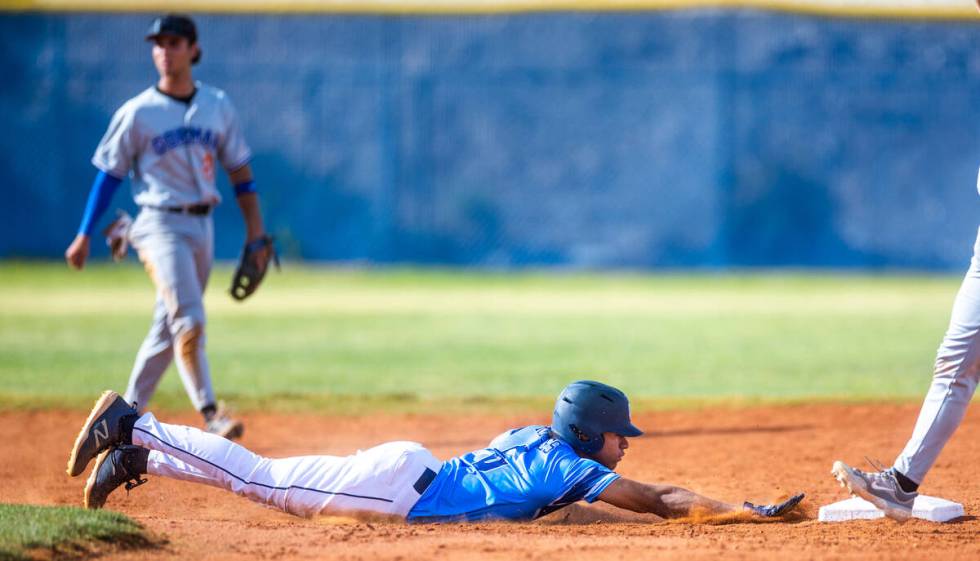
[66,380,805,522]
[63,14,274,440]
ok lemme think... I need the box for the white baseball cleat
[831,460,917,522]
[205,402,244,440]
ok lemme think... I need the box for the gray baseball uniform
[92,82,251,413]
[892,169,980,483]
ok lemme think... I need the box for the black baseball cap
[146,14,201,64]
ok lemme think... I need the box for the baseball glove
[230,235,279,301]
[743,492,805,517]
[102,210,133,262]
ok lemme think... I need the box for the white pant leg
[133,413,442,518]
[893,226,980,484]
[125,299,173,413]
[146,449,223,488]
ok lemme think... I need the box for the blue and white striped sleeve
[558,456,620,504]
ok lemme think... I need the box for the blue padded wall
[3,11,980,268]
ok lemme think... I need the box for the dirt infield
[2,403,978,561]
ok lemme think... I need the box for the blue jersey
[406,425,619,522]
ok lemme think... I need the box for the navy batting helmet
[551,380,643,455]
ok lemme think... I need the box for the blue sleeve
[558,456,620,504]
[77,170,123,236]
[582,470,619,503]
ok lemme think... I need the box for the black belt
[147,204,212,216]
[413,467,437,495]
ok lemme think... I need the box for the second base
[819,495,963,523]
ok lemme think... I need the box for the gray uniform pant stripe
[894,225,980,483]
[125,209,216,411]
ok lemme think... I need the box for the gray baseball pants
[894,225,980,484]
[124,207,216,412]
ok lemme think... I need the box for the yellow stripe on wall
[1,0,977,20]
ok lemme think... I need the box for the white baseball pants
[893,225,980,484]
[132,413,443,518]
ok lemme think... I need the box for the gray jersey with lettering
[94,82,251,415]
[92,82,251,207]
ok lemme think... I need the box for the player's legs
[833,227,980,521]
[131,413,442,518]
[893,226,980,484]
[124,298,174,412]
[131,211,216,412]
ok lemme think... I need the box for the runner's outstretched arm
[598,477,740,518]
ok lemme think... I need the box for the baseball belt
[414,467,437,495]
[144,204,213,216]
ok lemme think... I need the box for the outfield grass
[0,503,148,560]
[0,262,962,411]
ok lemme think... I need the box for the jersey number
[471,452,507,473]
[202,153,215,183]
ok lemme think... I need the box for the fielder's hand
[743,492,805,517]
[65,234,91,270]
[102,210,133,262]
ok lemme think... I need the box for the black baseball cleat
[84,445,150,509]
[67,391,139,477]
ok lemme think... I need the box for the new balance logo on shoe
[93,420,109,449]
[67,391,138,477]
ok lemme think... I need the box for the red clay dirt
[2,403,978,561]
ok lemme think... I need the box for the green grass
[0,261,962,411]
[0,503,150,561]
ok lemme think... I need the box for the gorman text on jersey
[152,127,220,156]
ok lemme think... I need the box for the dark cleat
[67,391,138,477]
[84,445,149,509]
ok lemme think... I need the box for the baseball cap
[145,14,201,64]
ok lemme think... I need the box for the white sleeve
[218,97,252,172]
[91,104,138,178]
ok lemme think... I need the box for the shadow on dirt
[646,424,813,438]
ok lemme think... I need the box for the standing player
[66,380,804,522]
[832,217,980,520]
[64,14,269,440]
[832,0,980,513]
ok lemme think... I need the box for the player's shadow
[644,424,813,438]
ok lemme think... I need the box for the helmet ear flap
[569,424,604,455]
[569,424,589,443]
